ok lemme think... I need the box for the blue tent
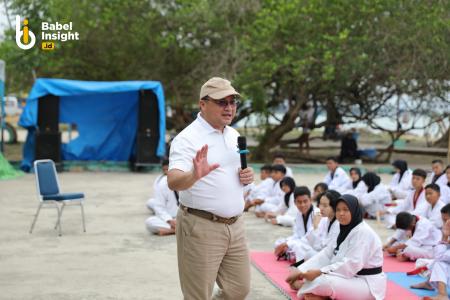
[19,79,165,171]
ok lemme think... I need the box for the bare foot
[158,228,175,236]
[290,279,303,290]
[410,281,434,290]
[255,212,265,218]
[396,253,409,262]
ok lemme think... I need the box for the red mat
[250,251,420,300]
[250,252,297,299]
[382,252,416,273]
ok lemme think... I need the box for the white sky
[0,4,12,41]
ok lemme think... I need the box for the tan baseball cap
[200,77,240,100]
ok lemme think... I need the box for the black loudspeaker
[135,90,160,165]
[35,131,61,163]
[37,94,59,133]
[138,90,159,133]
[135,133,160,164]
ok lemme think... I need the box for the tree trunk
[252,96,306,161]
[434,128,449,148]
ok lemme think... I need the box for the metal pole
[0,60,5,153]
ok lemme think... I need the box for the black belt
[180,204,240,225]
[357,267,382,276]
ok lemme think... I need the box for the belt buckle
[226,216,236,225]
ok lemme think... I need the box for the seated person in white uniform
[244,164,273,211]
[437,164,450,204]
[286,194,386,300]
[410,205,450,300]
[429,159,448,186]
[382,168,428,227]
[146,159,169,212]
[343,167,367,199]
[384,212,441,261]
[144,175,179,236]
[274,186,318,261]
[291,190,341,266]
[424,183,446,229]
[358,172,391,219]
[323,157,351,194]
[273,153,294,177]
[389,160,413,200]
[312,182,328,204]
[265,177,297,227]
[253,164,286,217]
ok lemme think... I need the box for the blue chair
[29,159,86,236]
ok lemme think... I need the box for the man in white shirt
[167,77,254,300]
[424,183,446,229]
[429,159,448,186]
[323,157,351,193]
[244,164,273,211]
[382,168,428,227]
[253,164,286,216]
[273,153,294,177]
[274,186,319,261]
[385,212,441,261]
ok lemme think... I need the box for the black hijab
[334,194,363,254]
[349,167,362,189]
[392,160,408,183]
[280,177,296,208]
[323,190,341,233]
[361,172,381,193]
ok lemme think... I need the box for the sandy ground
[0,171,393,300]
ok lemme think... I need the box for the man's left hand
[239,167,254,185]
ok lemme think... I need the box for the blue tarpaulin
[19,79,165,171]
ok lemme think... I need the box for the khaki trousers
[176,208,250,300]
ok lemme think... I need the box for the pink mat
[250,251,420,300]
[382,252,416,273]
[250,252,297,299]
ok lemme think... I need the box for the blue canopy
[19,79,165,171]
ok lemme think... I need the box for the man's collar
[197,112,226,133]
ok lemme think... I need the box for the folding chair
[29,159,86,236]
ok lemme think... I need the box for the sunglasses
[203,97,240,108]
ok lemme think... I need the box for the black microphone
[237,136,248,170]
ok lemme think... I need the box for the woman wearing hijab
[286,194,386,300]
[343,167,367,199]
[358,172,391,219]
[389,160,413,200]
[265,177,298,227]
[292,190,342,265]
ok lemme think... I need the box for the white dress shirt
[169,113,244,218]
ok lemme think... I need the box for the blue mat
[387,272,450,298]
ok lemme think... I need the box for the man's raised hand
[192,145,219,180]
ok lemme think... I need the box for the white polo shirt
[169,113,244,218]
